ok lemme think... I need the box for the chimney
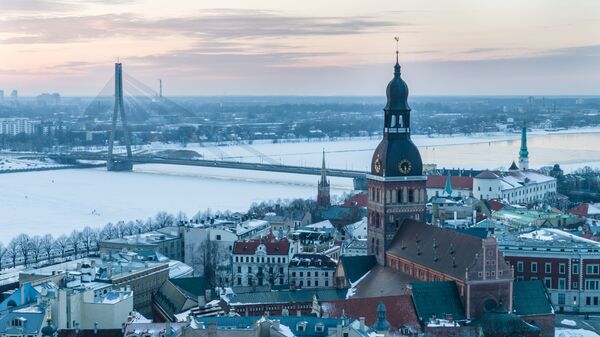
[207,322,217,337]
[197,295,206,307]
[359,317,365,332]
[94,322,98,334]
[205,289,212,302]
[21,286,25,304]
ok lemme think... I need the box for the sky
[0,0,599,96]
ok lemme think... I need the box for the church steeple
[317,149,330,208]
[367,38,427,266]
[519,124,529,170]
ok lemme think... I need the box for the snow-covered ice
[561,319,578,327]
[556,328,600,337]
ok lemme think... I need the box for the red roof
[486,199,506,212]
[233,236,290,255]
[426,175,473,190]
[322,295,420,332]
[569,203,590,217]
[341,193,368,208]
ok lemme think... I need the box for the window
[587,297,591,306]
[595,297,599,306]
[559,263,566,274]
[558,293,565,305]
[531,262,538,273]
[573,264,580,274]
[248,266,252,273]
[586,280,600,290]
[216,235,222,240]
[315,324,324,333]
[587,264,600,275]
[237,266,241,273]
[325,280,329,287]
[237,277,241,285]
[545,263,551,274]
[573,282,578,289]
[544,278,552,288]
[517,261,524,273]
[558,278,566,290]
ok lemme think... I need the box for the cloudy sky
[0,0,599,96]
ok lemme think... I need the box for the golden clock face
[398,159,412,175]
[374,157,382,173]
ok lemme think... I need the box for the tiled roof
[58,329,124,337]
[339,255,376,284]
[341,193,368,208]
[411,281,466,323]
[350,265,415,298]
[229,289,347,306]
[426,175,473,190]
[475,170,499,179]
[569,203,600,217]
[289,254,336,269]
[485,199,506,212]
[170,277,214,298]
[233,237,290,255]
[469,304,541,335]
[513,280,553,316]
[322,295,420,332]
[386,220,483,280]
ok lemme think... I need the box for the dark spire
[319,149,328,187]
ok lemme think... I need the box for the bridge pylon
[107,62,133,171]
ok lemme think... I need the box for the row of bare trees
[0,211,184,271]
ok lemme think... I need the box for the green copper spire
[445,173,453,196]
[519,126,528,159]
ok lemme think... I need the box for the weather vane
[394,36,399,62]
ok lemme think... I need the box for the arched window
[408,189,415,203]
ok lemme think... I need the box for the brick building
[499,228,600,313]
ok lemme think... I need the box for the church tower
[518,125,529,170]
[317,150,331,208]
[367,43,427,265]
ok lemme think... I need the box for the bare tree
[0,243,6,271]
[55,235,69,258]
[70,230,81,258]
[80,227,96,255]
[30,236,42,264]
[155,212,175,228]
[7,239,19,268]
[40,234,54,263]
[15,234,31,267]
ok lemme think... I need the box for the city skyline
[0,0,599,96]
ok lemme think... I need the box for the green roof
[230,288,347,305]
[513,280,553,316]
[340,255,376,283]
[410,281,466,322]
[170,277,215,298]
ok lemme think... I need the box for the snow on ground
[561,319,578,327]
[0,164,353,244]
[556,328,600,337]
[0,155,65,172]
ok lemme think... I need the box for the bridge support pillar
[107,160,133,172]
[353,176,367,191]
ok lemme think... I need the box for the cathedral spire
[317,149,330,208]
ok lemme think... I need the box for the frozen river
[1,129,600,242]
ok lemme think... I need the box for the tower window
[408,189,415,203]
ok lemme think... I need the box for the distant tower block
[317,150,331,208]
[107,62,133,171]
[159,79,162,98]
[518,125,529,170]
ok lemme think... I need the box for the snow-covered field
[556,328,600,337]
[1,129,600,242]
[0,164,353,243]
[0,155,65,172]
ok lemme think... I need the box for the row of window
[236,266,285,274]
[290,279,329,287]
[234,256,287,264]
[291,271,329,277]
[516,261,599,275]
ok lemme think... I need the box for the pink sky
[0,0,599,95]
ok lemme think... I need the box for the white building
[473,169,556,203]
[0,118,39,136]
[288,254,336,289]
[232,233,296,288]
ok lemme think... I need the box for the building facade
[499,228,600,313]
[232,233,296,287]
[289,254,336,289]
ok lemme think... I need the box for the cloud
[0,0,72,12]
[0,9,401,44]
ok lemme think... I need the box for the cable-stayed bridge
[49,63,369,189]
